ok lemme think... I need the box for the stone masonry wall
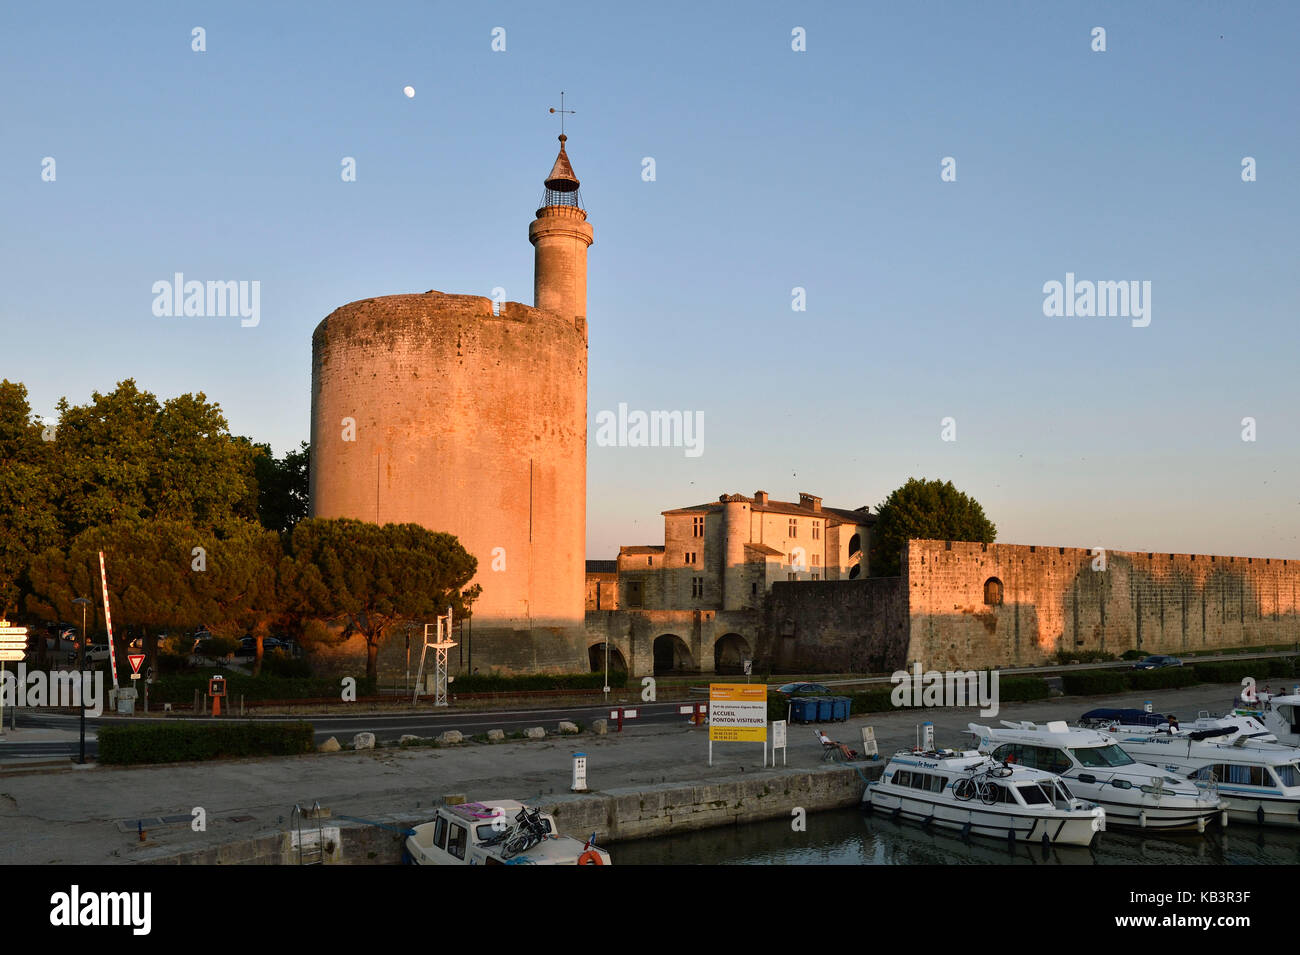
[762,578,909,673]
[906,540,1300,671]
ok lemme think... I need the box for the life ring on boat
[577,850,604,865]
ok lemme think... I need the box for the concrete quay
[0,682,1250,864]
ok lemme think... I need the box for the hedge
[1193,659,1294,684]
[451,672,626,694]
[1127,667,1199,691]
[98,721,315,765]
[1060,669,1128,696]
[147,672,376,704]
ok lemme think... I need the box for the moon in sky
[403,86,415,98]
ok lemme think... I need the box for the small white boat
[864,748,1105,847]
[971,721,1227,832]
[404,800,612,865]
[1079,709,1300,827]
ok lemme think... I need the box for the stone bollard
[352,732,376,751]
[487,729,505,742]
[524,727,546,739]
[437,730,464,745]
[591,719,608,735]
[558,721,579,735]
[319,736,341,753]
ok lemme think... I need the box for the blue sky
[2,1,1296,560]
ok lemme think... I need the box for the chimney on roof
[754,490,768,505]
[799,492,822,513]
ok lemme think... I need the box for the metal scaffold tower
[413,606,457,707]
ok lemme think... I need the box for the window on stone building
[812,521,821,540]
[693,516,704,537]
[812,573,820,581]
[812,554,820,566]
[692,577,704,599]
[648,556,653,566]
[788,573,797,581]
[627,580,644,609]
[752,582,758,595]
[789,518,798,537]
[984,577,1004,607]
[684,551,697,565]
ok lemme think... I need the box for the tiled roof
[663,493,874,525]
[744,543,784,557]
[618,545,665,555]
[585,560,617,574]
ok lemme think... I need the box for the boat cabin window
[894,770,911,787]
[984,783,1016,804]
[1110,779,1133,790]
[1018,784,1050,805]
[447,823,468,860]
[1277,704,1300,733]
[1070,744,1136,768]
[907,772,947,793]
[1222,764,1266,787]
[1273,764,1300,787]
[990,743,1071,775]
[432,816,448,850]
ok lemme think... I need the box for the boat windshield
[1069,744,1136,768]
[1274,763,1300,787]
[1018,784,1050,805]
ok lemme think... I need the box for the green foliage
[1193,659,1294,684]
[869,478,996,578]
[261,649,312,678]
[147,671,376,704]
[52,380,259,537]
[1053,649,1117,664]
[97,720,315,765]
[451,671,624,694]
[252,441,310,533]
[1127,667,1199,691]
[0,380,62,618]
[1121,649,1146,661]
[197,634,240,659]
[1061,669,1129,696]
[999,676,1052,702]
[286,518,481,680]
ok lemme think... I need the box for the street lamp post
[71,597,91,764]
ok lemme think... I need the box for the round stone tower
[308,135,593,673]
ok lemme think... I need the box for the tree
[0,380,61,619]
[26,518,285,674]
[52,379,259,539]
[252,440,310,533]
[285,519,480,680]
[869,478,996,578]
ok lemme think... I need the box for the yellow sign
[709,683,768,742]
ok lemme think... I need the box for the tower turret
[529,134,594,323]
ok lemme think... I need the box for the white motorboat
[970,721,1228,832]
[404,800,612,865]
[863,747,1105,847]
[1078,709,1300,827]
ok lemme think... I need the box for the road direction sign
[128,654,145,674]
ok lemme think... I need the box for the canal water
[614,808,1300,865]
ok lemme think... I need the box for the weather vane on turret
[549,91,575,138]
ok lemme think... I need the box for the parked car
[1132,655,1182,670]
[776,682,831,696]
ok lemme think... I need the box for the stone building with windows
[584,490,877,676]
[616,491,874,612]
